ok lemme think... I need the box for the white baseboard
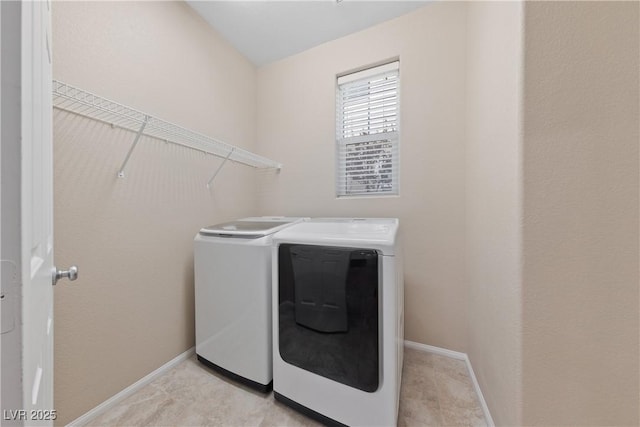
[404,340,495,427]
[66,347,195,427]
[404,339,467,360]
[465,355,495,427]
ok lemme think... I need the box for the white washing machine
[194,216,305,392]
[271,218,404,426]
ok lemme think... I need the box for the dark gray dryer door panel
[278,244,379,393]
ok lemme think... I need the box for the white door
[21,0,55,423]
[1,1,76,425]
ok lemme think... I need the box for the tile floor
[86,348,486,426]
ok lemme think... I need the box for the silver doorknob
[53,265,78,285]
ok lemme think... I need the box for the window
[336,61,399,197]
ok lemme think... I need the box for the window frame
[335,61,400,198]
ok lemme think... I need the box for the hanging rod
[52,80,282,178]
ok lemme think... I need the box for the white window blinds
[336,61,399,197]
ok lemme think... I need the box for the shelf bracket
[117,116,150,178]
[206,148,235,188]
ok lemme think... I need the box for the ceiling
[186,1,429,67]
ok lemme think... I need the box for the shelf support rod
[117,116,150,178]
[207,148,235,188]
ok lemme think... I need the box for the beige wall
[521,2,639,425]
[52,2,260,424]
[51,1,640,426]
[255,2,468,351]
[465,2,523,426]
[464,2,639,425]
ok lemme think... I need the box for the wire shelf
[52,80,282,177]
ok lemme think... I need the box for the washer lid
[199,217,304,237]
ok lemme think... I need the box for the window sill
[336,194,400,201]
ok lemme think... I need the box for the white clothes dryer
[194,216,305,392]
[271,218,404,426]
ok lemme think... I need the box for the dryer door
[277,244,379,392]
